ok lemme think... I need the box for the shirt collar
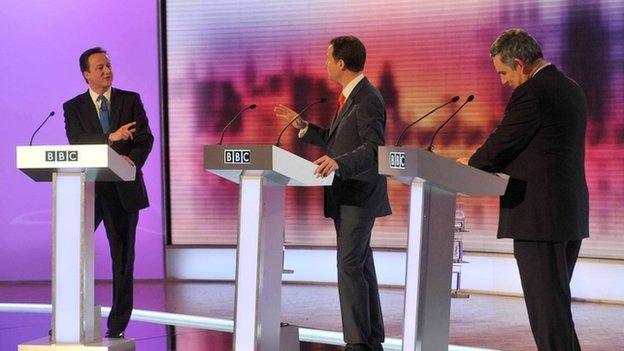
[88,87,112,106]
[531,62,551,78]
[341,74,365,100]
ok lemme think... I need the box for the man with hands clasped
[274,36,391,351]
[63,47,154,339]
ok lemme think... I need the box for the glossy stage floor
[1,281,623,351]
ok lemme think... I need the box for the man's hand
[108,122,136,142]
[274,104,307,129]
[122,155,135,167]
[314,155,338,178]
[456,157,469,165]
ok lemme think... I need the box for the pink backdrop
[0,0,164,280]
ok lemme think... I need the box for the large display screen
[164,0,624,258]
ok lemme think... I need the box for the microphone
[426,95,475,152]
[394,96,459,146]
[29,111,55,146]
[217,104,257,145]
[275,97,327,147]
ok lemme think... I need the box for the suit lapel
[328,78,367,139]
[78,91,103,133]
[329,99,353,136]
[109,88,123,132]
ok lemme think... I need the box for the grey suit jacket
[301,77,391,219]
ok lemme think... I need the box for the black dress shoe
[105,330,125,338]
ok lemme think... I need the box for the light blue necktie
[97,94,110,133]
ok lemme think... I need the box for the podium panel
[17,145,135,182]
[378,146,508,351]
[205,145,331,351]
[204,144,332,186]
[17,145,135,351]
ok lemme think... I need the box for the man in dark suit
[459,29,589,350]
[274,36,391,351]
[63,47,154,338]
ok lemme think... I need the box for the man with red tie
[274,36,391,351]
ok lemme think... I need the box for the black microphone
[217,104,257,145]
[394,96,459,146]
[29,111,55,146]
[275,97,327,147]
[426,95,475,152]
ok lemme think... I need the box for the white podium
[378,146,508,351]
[16,145,136,351]
[204,145,333,351]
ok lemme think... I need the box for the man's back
[469,65,589,241]
[500,65,589,241]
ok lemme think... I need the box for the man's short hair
[490,29,543,67]
[329,36,366,72]
[79,47,107,73]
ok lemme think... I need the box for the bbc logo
[45,150,78,162]
[224,149,251,164]
[389,151,406,169]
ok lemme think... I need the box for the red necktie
[338,93,346,111]
[332,93,347,127]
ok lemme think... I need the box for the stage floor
[1,281,623,350]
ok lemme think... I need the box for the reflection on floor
[0,313,343,351]
[1,281,623,350]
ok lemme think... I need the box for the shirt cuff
[297,122,309,138]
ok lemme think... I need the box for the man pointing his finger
[63,47,154,338]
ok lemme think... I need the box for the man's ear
[515,58,530,74]
[338,59,346,71]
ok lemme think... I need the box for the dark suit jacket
[63,88,154,213]
[469,65,589,241]
[301,77,391,219]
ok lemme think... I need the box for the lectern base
[280,324,300,351]
[18,337,135,351]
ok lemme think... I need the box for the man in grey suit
[459,29,589,350]
[275,36,391,351]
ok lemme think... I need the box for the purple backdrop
[0,1,163,280]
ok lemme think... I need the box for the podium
[204,145,333,351]
[378,146,508,351]
[16,145,136,351]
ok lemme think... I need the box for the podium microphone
[29,111,55,146]
[217,104,257,145]
[426,95,475,152]
[275,97,327,147]
[394,96,459,146]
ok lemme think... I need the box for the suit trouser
[334,206,384,347]
[95,184,138,333]
[514,239,582,351]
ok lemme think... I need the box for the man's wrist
[296,119,308,130]
[297,121,309,138]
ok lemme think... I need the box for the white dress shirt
[88,87,112,119]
